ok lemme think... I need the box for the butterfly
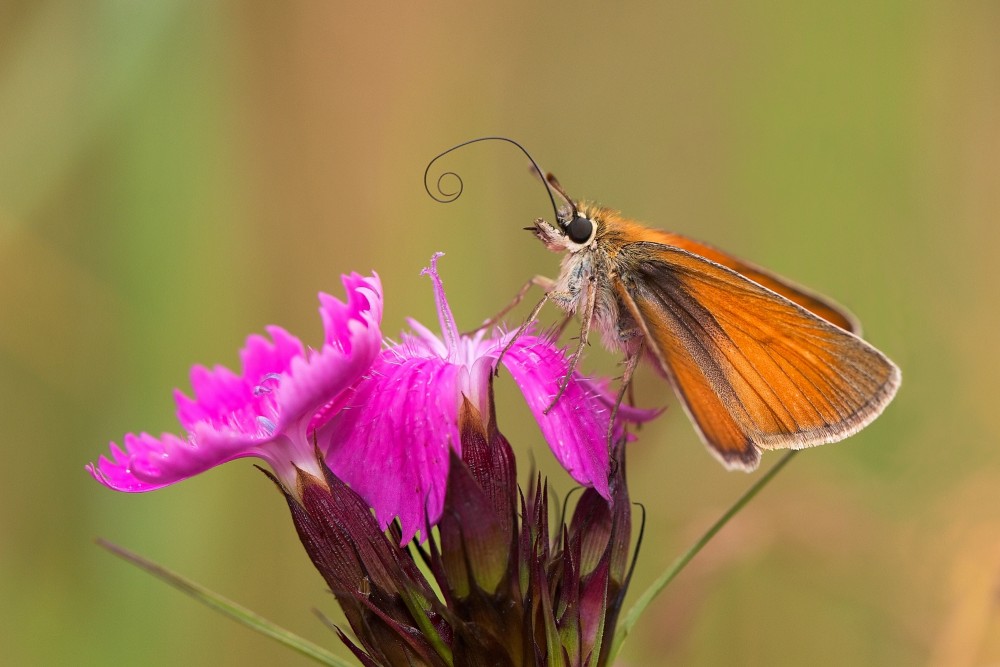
[426,138,901,470]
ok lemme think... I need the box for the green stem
[96,539,355,667]
[611,450,798,659]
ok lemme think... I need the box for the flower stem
[96,539,355,667]
[610,450,798,659]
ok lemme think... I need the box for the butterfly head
[527,173,599,253]
[529,211,597,253]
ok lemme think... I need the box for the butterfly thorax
[532,203,652,354]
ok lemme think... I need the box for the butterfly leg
[553,311,575,339]
[605,341,644,453]
[462,275,556,336]
[544,275,598,414]
[494,290,551,375]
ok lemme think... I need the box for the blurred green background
[2,2,998,665]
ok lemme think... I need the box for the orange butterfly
[426,138,900,470]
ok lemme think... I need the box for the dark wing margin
[614,242,900,470]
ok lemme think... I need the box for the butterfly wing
[640,229,861,334]
[613,241,900,470]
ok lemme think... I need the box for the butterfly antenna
[423,136,564,223]
[545,172,579,218]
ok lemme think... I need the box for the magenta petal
[501,336,655,499]
[177,364,250,428]
[241,326,305,389]
[576,375,663,426]
[275,319,382,435]
[175,325,309,433]
[403,318,448,357]
[319,273,383,351]
[90,271,384,494]
[86,431,254,492]
[323,354,462,544]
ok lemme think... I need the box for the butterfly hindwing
[614,241,900,469]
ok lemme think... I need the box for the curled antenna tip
[422,136,564,223]
[430,171,462,204]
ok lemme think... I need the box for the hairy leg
[544,275,598,414]
[463,275,556,336]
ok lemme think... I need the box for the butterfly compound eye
[566,216,594,244]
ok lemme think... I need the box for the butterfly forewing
[616,242,900,469]
[636,228,861,334]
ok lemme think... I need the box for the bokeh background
[2,2,998,665]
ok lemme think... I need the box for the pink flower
[324,253,656,544]
[87,273,383,494]
[87,256,656,549]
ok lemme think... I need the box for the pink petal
[403,318,448,357]
[276,316,382,435]
[90,272,384,493]
[175,326,307,433]
[578,375,664,425]
[500,336,658,499]
[323,353,462,544]
[241,326,305,388]
[319,273,383,351]
[86,431,256,492]
[175,364,250,428]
